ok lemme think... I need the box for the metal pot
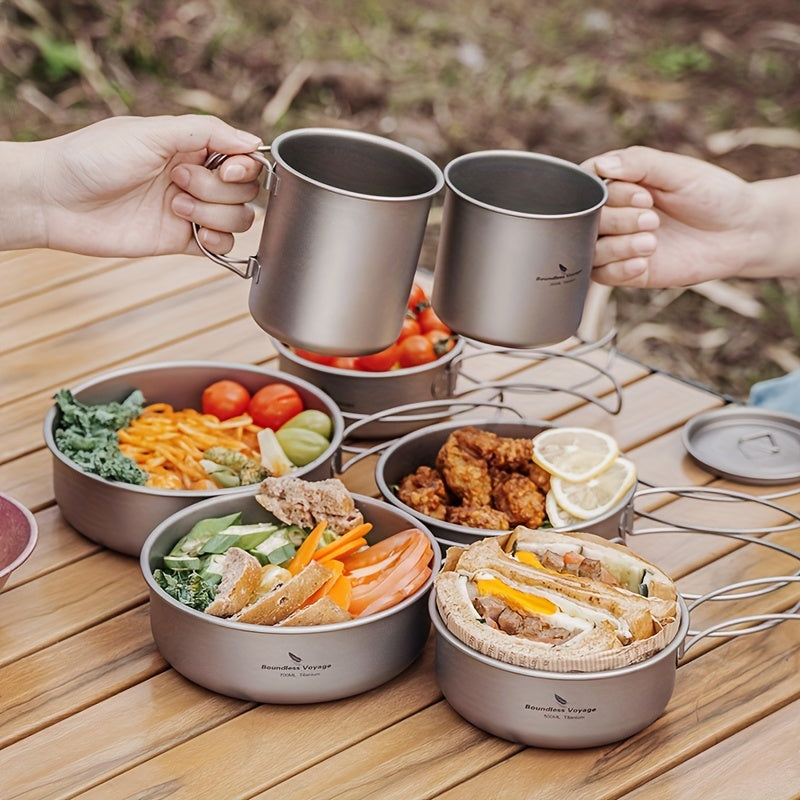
[273,337,465,438]
[373,419,635,548]
[43,361,344,557]
[140,491,441,703]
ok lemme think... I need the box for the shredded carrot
[117,403,261,490]
[312,522,372,562]
[287,519,328,575]
[316,537,368,564]
[326,574,352,610]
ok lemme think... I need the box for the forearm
[0,140,49,250]
[739,174,800,279]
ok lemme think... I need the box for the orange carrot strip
[303,559,345,606]
[312,522,373,561]
[316,537,368,564]
[287,520,328,575]
[326,574,352,610]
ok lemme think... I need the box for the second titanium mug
[431,150,608,348]
[196,128,444,355]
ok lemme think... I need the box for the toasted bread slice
[276,596,353,626]
[234,560,334,625]
[205,547,262,617]
[256,476,364,534]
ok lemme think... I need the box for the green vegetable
[275,427,330,466]
[168,512,243,557]
[202,447,269,487]
[279,409,333,440]
[53,388,147,484]
[153,569,216,611]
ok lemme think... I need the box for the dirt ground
[2,0,800,399]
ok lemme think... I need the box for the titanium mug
[195,128,444,355]
[431,151,608,348]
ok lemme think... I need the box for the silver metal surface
[682,406,800,484]
[0,493,38,591]
[432,151,607,348]
[43,361,344,557]
[140,492,441,703]
[373,418,636,548]
[430,591,689,749]
[196,128,444,355]
[274,336,465,438]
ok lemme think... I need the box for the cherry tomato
[397,334,436,368]
[329,356,358,370]
[248,383,304,429]
[417,305,451,334]
[399,315,422,341]
[425,329,456,356]
[407,283,428,314]
[201,380,251,421]
[292,348,335,366]
[355,342,400,372]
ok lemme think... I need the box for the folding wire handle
[627,485,800,648]
[450,327,623,415]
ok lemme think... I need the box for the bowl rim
[273,336,465,378]
[0,493,39,579]
[429,590,689,680]
[139,490,442,633]
[42,360,346,497]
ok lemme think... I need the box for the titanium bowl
[430,590,690,748]
[140,491,442,703]
[273,337,465,438]
[0,493,38,591]
[43,361,344,557]
[375,419,635,549]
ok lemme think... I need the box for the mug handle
[191,145,275,279]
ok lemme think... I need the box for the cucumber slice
[201,532,243,554]
[163,554,203,571]
[168,512,243,557]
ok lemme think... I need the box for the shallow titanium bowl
[430,590,690,748]
[43,361,345,557]
[273,337,464,438]
[375,419,635,548]
[141,491,442,703]
[0,493,38,591]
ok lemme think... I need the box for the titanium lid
[682,406,800,485]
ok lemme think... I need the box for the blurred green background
[3,0,800,398]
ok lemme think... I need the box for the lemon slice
[550,457,637,520]
[532,427,619,482]
[544,490,584,528]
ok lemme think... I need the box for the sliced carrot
[312,522,373,561]
[315,537,368,564]
[287,519,328,575]
[326,574,353,610]
[303,559,345,606]
[339,528,419,571]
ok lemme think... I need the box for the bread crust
[276,596,353,626]
[234,560,334,625]
[205,547,262,618]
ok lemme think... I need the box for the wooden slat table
[2,228,799,800]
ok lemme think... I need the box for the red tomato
[292,348,335,366]
[407,283,428,314]
[397,334,436,368]
[248,383,304,429]
[329,356,359,370]
[425,329,456,356]
[355,342,400,372]
[201,380,251,421]
[398,315,422,341]
[417,305,451,334]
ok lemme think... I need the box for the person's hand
[582,146,759,287]
[38,114,264,257]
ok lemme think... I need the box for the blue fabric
[748,370,800,416]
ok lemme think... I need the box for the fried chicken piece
[525,461,551,494]
[396,465,449,520]
[491,471,546,528]
[454,425,539,474]
[435,428,492,507]
[445,505,510,530]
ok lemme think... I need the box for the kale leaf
[153,569,216,611]
[53,388,148,484]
